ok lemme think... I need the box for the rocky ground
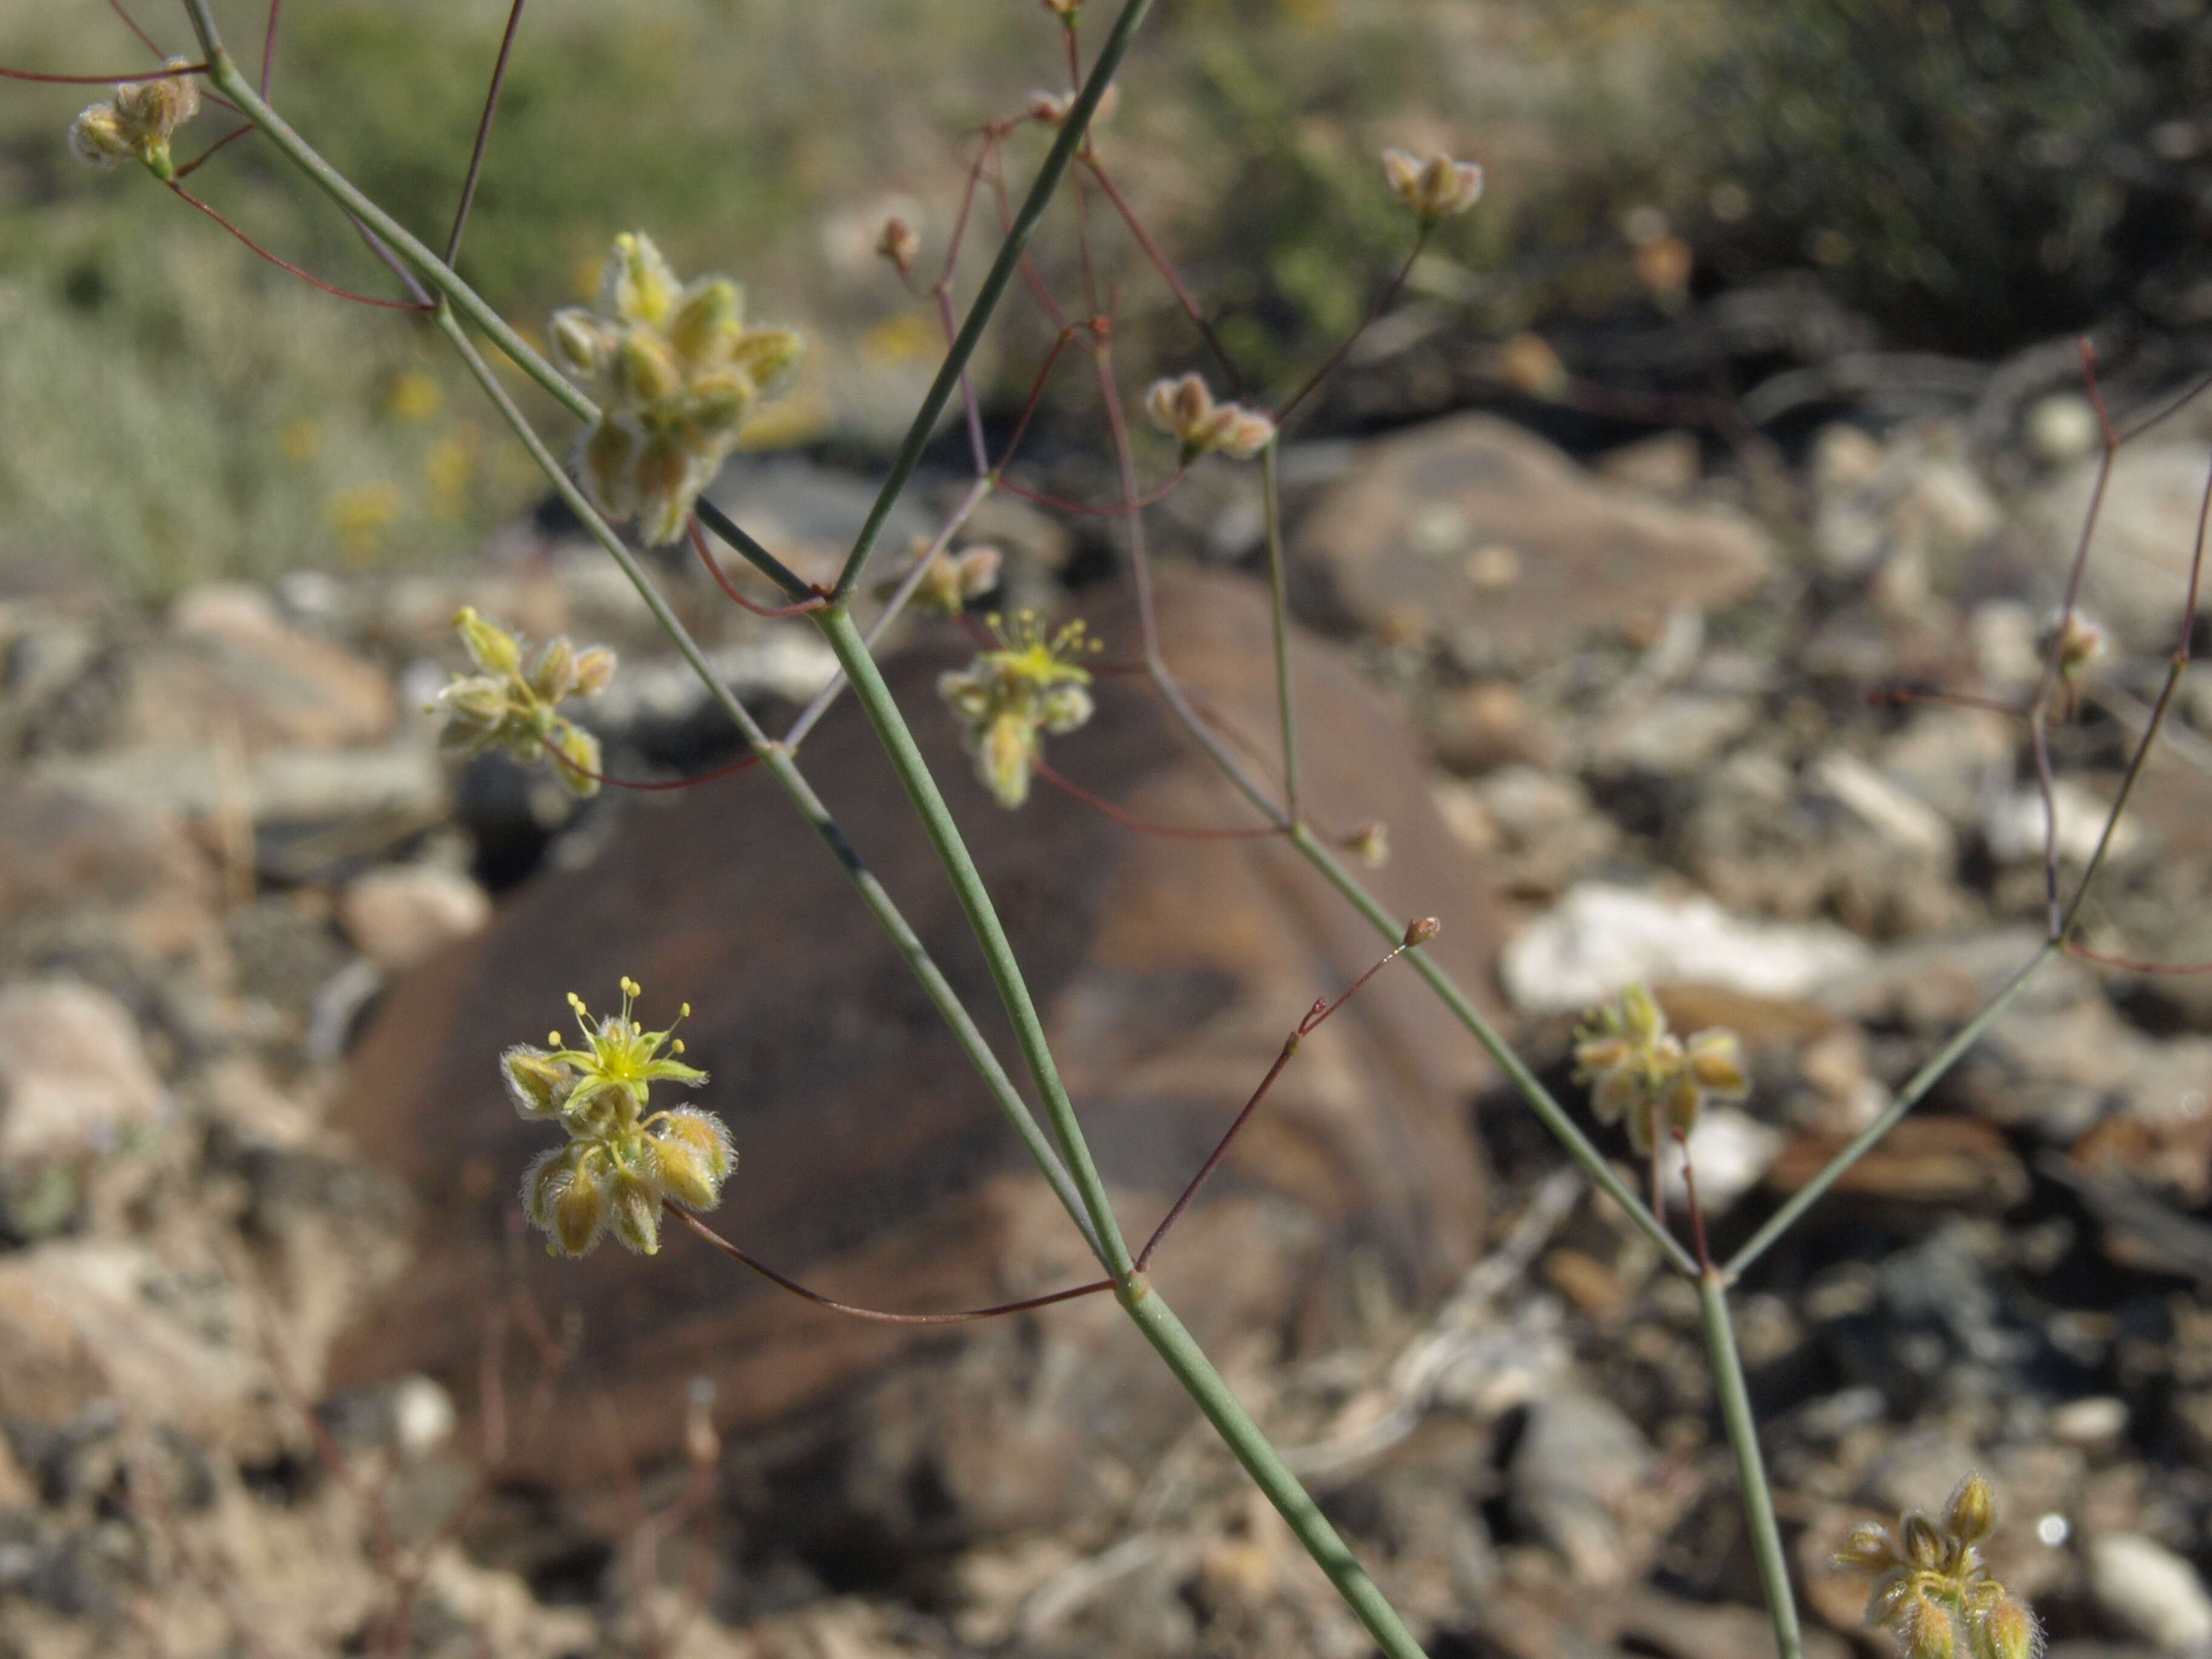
[8,334,2212,1659]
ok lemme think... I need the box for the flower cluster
[937,612,1100,809]
[1572,984,1748,1155]
[433,606,614,797]
[911,542,1002,616]
[1833,1476,2040,1659]
[1380,148,1485,221]
[69,59,201,181]
[1145,374,1276,463]
[551,232,804,546]
[503,977,736,1257]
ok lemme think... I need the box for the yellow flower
[936,612,1099,809]
[551,232,805,546]
[1572,984,1748,1155]
[433,606,615,797]
[505,978,736,1258]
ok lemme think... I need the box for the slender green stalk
[830,0,1159,601]
[1724,942,2055,1278]
[1259,443,1300,822]
[1290,824,1700,1278]
[432,301,1101,1260]
[814,608,1134,1276]
[1699,1274,1802,1659]
[1120,1285,1429,1659]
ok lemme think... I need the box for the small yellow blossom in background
[503,977,734,1257]
[1572,983,1748,1156]
[279,418,323,462]
[327,481,403,560]
[1144,374,1276,463]
[424,432,478,520]
[937,612,1100,809]
[68,58,200,181]
[1832,1476,2041,1659]
[1380,147,1484,221]
[386,370,444,423]
[433,606,615,797]
[550,231,805,546]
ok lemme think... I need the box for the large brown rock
[328,569,1501,1541]
[1295,413,1774,669]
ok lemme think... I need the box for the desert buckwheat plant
[19,1,2211,1653]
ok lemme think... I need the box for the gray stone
[339,863,490,972]
[1293,414,1773,669]
[0,979,166,1167]
[2088,1533,2212,1652]
[2022,442,2212,652]
[1508,1391,1654,1586]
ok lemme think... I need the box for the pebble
[2087,1532,2212,1651]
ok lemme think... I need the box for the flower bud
[1403,916,1441,948]
[437,674,510,730]
[502,1046,574,1119]
[648,1107,737,1209]
[2041,608,2108,683]
[1685,1028,1749,1098]
[1831,1522,1900,1574]
[1208,406,1278,460]
[530,636,578,704]
[571,646,617,699]
[526,1146,611,1258]
[68,104,133,169]
[981,711,1035,809]
[607,1170,663,1254]
[1974,1597,2040,1659]
[454,606,522,676]
[1902,1512,1946,1571]
[1619,982,1664,1045]
[729,327,805,392]
[1905,1597,1959,1659]
[603,230,679,326]
[614,327,683,407]
[632,437,700,548]
[583,418,639,515]
[1344,822,1390,868]
[876,216,920,276]
[1028,84,1118,127]
[549,308,607,378]
[1042,0,1084,14]
[668,278,742,367]
[1945,1475,1996,1546]
[549,721,603,798]
[1038,682,1094,735]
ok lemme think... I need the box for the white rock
[0,980,167,1165]
[1501,883,1872,1014]
[390,1373,457,1459]
[1660,1106,1783,1218]
[341,864,491,971]
[2049,1395,2128,1446]
[1983,779,2137,866]
[2088,1532,2212,1651]
[2026,393,2102,465]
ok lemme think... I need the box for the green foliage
[1684,0,2208,349]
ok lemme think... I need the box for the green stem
[1698,1273,1802,1659]
[1723,942,2055,1278]
[1259,442,1299,822]
[1120,1284,1429,1658]
[813,608,1134,1277]
[432,301,1101,1259]
[830,0,1159,602]
[1289,824,1699,1278]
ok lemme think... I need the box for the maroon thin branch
[1033,755,1285,842]
[677,1212,1113,1322]
[168,183,434,311]
[1135,924,1431,1270]
[688,518,828,618]
[445,0,529,264]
